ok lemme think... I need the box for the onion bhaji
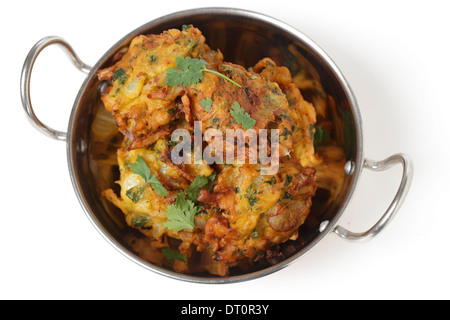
[99,26,325,276]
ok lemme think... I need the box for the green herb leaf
[164,175,212,232]
[230,101,256,130]
[282,192,292,200]
[200,97,213,112]
[175,192,189,208]
[131,156,151,181]
[168,107,178,114]
[185,175,210,202]
[311,124,330,148]
[162,248,187,262]
[208,172,217,182]
[131,216,148,227]
[166,56,206,87]
[284,175,292,187]
[166,55,242,88]
[245,184,259,208]
[130,156,168,197]
[281,127,292,140]
[113,68,128,85]
[279,114,293,121]
[126,186,144,203]
[148,174,168,197]
[163,175,211,231]
[164,199,199,231]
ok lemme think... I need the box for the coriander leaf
[311,124,330,148]
[246,193,259,207]
[162,248,187,262]
[176,55,206,71]
[281,127,292,140]
[208,172,217,182]
[230,101,256,130]
[200,97,213,112]
[164,175,211,232]
[130,156,168,197]
[113,68,127,85]
[148,174,168,197]
[185,175,210,202]
[282,192,292,200]
[168,107,178,114]
[175,192,189,209]
[130,156,151,181]
[279,114,293,121]
[164,199,198,231]
[126,186,144,203]
[265,177,276,185]
[284,175,292,186]
[166,55,242,88]
[245,184,259,208]
[131,216,148,227]
[166,56,207,87]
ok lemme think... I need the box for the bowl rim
[66,7,364,284]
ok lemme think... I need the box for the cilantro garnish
[200,97,213,112]
[281,127,292,140]
[164,175,211,232]
[230,101,256,130]
[126,187,144,204]
[166,56,242,88]
[128,156,168,200]
[284,175,292,187]
[164,199,199,232]
[245,184,259,208]
[208,172,217,182]
[112,68,127,85]
[162,248,187,262]
[185,175,210,202]
[131,216,148,227]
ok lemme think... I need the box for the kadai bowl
[20,8,412,283]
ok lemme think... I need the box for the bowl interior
[68,8,362,282]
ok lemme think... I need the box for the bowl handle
[332,153,413,241]
[20,36,91,141]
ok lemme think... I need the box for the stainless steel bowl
[20,7,413,283]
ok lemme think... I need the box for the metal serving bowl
[20,7,413,283]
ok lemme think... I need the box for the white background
[2,0,449,300]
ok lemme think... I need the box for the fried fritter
[98,26,321,276]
